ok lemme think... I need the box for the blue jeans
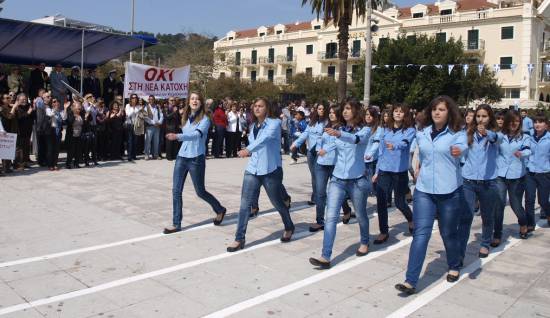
[322,176,371,260]
[235,167,294,241]
[526,172,550,223]
[494,177,527,238]
[375,171,413,234]
[282,130,290,154]
[405,188,463,288]
[307,148,318,203]
[461,179,498,250]
[145,126,160,158]
[126,126,137,160]
[172,155,225,229]
[364,161,377,196]
[313,164,351,225]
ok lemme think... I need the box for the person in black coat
[102,70,117,109]
[83,69,101,98]
[67,66,81,101]
[164,97,180,160]
[28,63,48,100]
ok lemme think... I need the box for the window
[351,65,360,82]
[219,72,225,79]
[287,47,294,61]
[436,32,446,43]
[234,71,241,79]
[268,69,274,82]
[440,9,453,15]
[276,30,283,35]
[286,68,293,80]
[268,48,275,63]
[501,26,514,40]
[251,50,257,64]
[235,52,241,65]
[467,29,479,50]
[314,25,321,30]
[328,66,336,79]
[305,67,313,77]
[503,88,520,99]
[412,12,424,18]
[407,35,416,44]
[378,38,389,47]
[500,56,513,70]
[259,32,265,37]
[326,42,337,59]
[351,40,361,57]
[228,37,234,40]
[251,71,257,82]
[306,44,313,54]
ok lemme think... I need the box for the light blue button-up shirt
[292,121,325,151]
[416,125,467,194]
[522,116,534,136]
[462,130,499,180]
[376,127,416,173]
[364,127,383,163]
[316,132,337,166]
[496,133,531,179]
[245,118,282,176]
[332,126,371,179]
[176,115,210,158]
[527,131,550,173]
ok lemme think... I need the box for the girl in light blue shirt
[526,114,550,227]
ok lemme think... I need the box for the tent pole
[141,40,144,64]
[80,29,84,95]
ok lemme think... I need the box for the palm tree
[302,0,388,103]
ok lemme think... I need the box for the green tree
[288,73,338,102]
[351,34,502,109]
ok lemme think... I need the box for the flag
[527,63,535,77]
[463,64,469,76]
[371,65,377,70]
[385,65,393,69]
[478,64,484,76]
[493,64,500,74]
[510,64,517,75]
[434,64,443,69]
[419,65,427,71]
[448,64,455,75]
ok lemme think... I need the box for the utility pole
[363,0,373,106]
[129,0,135,62]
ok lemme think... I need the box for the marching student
[521,109,534,136]
[493,110,531,245]
[309,104,352,232]
[227,97,295,252]
[372,104,415,244]
[495,111,505,132]
[395,96,467,295]
[525,114,550,226]
[163,92,227,234]
[364,107,383,197]
[460,104,499,259]
[290,103,327,207]
[309,98,372,269]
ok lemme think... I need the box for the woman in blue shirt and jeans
[309,99,372,269]
[163,92,227,234]
[395,96,467,295]
[227,97,295,252]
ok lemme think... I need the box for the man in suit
[67,66,81,101]
[50,64,68,104]
[28,63,48,100]
[83,68,101,99]
[102,70,117,108]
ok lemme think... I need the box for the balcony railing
[540,40,550,55]
[318,51,338,61]
[401,9,509,28]
[348,50,366,60]
[259,56,275,65]
[464,39,485,53]
[276,55,297,64]
[274,76,291,85]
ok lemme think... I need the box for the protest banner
[124,62,190,99]
[0,133,17,160]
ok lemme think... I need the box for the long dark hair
[327,104,343,129]
[387,103,413,130]
[418,95,463,132]
[365,107,380,135]
[467,104,496,145]
[181,91,206,125]
[340,98,364,128]
[309,102,328,126]
[502,109,523,140]
[381,109,391,128]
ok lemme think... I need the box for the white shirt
[145,104,164,126]
[125,104,141,124]
[227,111,242,132]
[0,118,5,133]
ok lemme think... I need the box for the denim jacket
[461,130,499,180]
[364,127,383,163]
[416,125,468,194]
[316,132,337,166]
[376,127,416,173]
[496,133,531,179]
[527,131,550,173]
[245,118,282,175]
[177,116,210,158]
[292,121,325,151]
[332,126,371,179]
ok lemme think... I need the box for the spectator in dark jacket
[28,63,48,100]
[212,101,227,158]
[83,69,101,98]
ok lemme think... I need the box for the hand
[450,145,462,158]
[365,155,372,161]
[513,151,522,158]
[165,133,178,141]
[385,142,394,150]
[372,174,378,183]
[477,124,487,136]
[324,128,341,137]
[238,149,250,158]
[318,149,327,156]
[64,101,71,110]
[414,168,420,183]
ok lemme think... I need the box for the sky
[1,0,429,37]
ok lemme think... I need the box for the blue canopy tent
[0,17,157,92]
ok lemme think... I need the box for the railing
[318,51,338,61]
[349,50,366,59]
[401,9,503,28]
[276,55,297,64]
[464,39,485,52]
[258,56,275,64]
[540,40,550,54]
[275,76,291,85]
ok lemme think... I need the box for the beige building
[213,0,550,107]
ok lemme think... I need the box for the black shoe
[356,246,369,257]
[213,209,227,226]
[307,201,315,206]
[284,196,291,209]
[309,257,330,269]
[519,231,528,239]
[249,207,259,218]
[163,227,181,234]
[490,239,501,247]
[227,240,245,252]
[478,251,489,258]
[373,234,389,245]
[342,212,352,224]
[280,229,294,243]
[527,227,535,233]
[395,283,416,295]
[446,273,460,283]
[309,224,324,232]
[387,202,392,208]
[65,165,72,169]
